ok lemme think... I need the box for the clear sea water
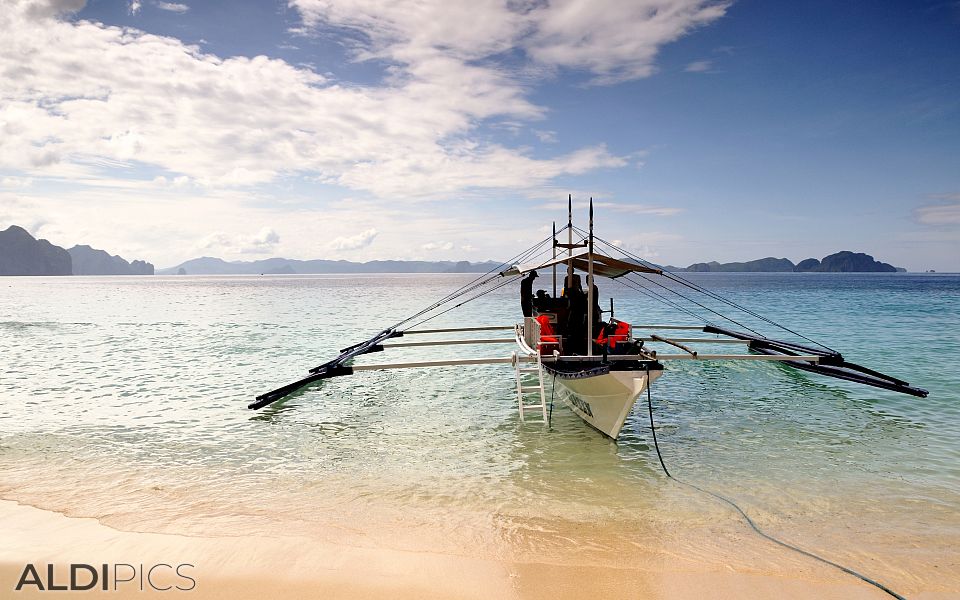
[1,273,958,593]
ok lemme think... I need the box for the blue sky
[1,0,958,270]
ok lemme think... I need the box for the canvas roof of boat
[500,249,662,279]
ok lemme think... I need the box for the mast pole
[552,221,557,297]
[566,194,573,291]
[587,197,595,357]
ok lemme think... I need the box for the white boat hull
[551,368,662,439]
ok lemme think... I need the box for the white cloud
[0,0,731,265]
[0,0,649,198]
[156,1,188,13]
[291,0,730,85]
[685,59,712,72]
[242,227,281,253]
[1,176,33,188]
[535,200,682,216]
[18,0,85,19]
[128,0,141,15]
[194,227,281,256]
[525,0,730,84]
[612,232,684,260]
[533,129,557,143]
[329,228,378,251]
[916,195,960,226]
[421,241,454,251]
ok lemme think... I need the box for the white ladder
[515,350,548,422]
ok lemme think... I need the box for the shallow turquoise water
[1,273,958,588]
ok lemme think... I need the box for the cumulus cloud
[195,227,281,255]
[128,0,141,14]
[526,0,730,84]
[329,228,378,251]
[242,227,281,253]
[291,0,730,85]
[19,0,85,20]
[0,0,671,198]
[1,0,730,199]
[421,241,454,251]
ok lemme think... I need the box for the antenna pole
[552,221,557,297]
[587,197,595,357]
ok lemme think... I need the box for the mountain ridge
[158,256,503,275]
[0,225,154,275]
[669,251,900,273]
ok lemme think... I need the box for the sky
[1,0,958,271]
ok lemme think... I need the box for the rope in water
[642,368,907,600]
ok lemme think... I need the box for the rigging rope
[576,227,837,353]
[622,272,766,336]
[405,275,522,330]
[643,367,906,600]
[402,232,567,332]
[612,276,712,325]
[392,229,563,331]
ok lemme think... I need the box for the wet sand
[3,499,955,599]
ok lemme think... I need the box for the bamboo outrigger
[250,196,928,439]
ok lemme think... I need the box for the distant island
[69,245,154,275]
[665,251,902,273]
[158,256,503,275]
[1,223,909,276]
[0,225,71,276]
[0,225,154,276]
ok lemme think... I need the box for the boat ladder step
[514,348,548,423]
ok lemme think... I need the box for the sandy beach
[3,499,956,599]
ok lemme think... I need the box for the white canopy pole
[552,221,557,297]
[587,197,595,357]
[352,356,534,371]
[403,325,514,334]
[382,338,514,348]
[566,194,573,291]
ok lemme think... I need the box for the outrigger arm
[249,321,927,411]
[250,325,524,410]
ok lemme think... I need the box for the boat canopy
[500,249,662,279]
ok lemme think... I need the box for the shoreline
[2,499,952,599]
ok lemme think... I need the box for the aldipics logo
[14,563,196,592]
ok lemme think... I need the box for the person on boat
[532,289,549,313]
[590,281,602,329]
[520,270,538,318]
[563,274,587,353]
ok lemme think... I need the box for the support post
[587,197,594,356]
[566,194,573,292]
[552,221,557,297]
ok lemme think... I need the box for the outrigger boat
[251,197,928,439]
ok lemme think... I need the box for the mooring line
[643,369,907,600]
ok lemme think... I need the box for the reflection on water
[0,273,958,586]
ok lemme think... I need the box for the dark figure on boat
[590,282,602,330]
[563,274,588,354]
[520,270,538,317]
